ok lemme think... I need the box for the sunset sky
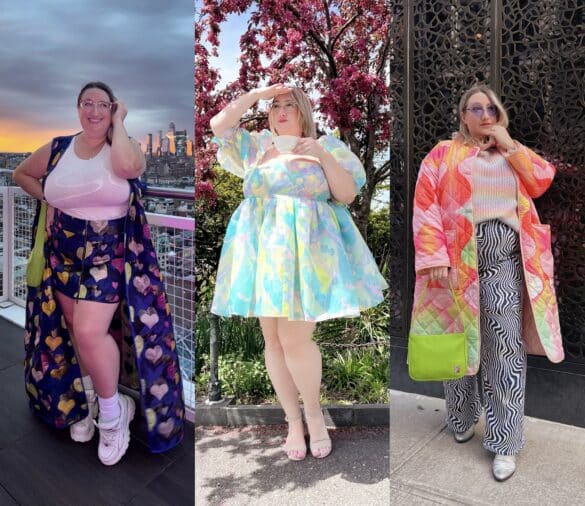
[0,1,193,153]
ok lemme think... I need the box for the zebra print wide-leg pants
[444,219,527,456]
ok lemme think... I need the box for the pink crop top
[44,137,130,220]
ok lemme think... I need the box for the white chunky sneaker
[453,426,475,443]
[70,389,98,443]
[95,394,135,466]
[492,454,516,482]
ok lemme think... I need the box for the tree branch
[331,12,361,52]
[323,0,332,37]
[376,26,391,76]
[240,113,267,126]
[283,4,338,78]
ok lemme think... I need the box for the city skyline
[0,1,193,153]
[144,121,193,157]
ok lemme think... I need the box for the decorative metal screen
[391,1,585,362]
[500,0,585,361]
[389,1,407,339]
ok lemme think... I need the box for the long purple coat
[23,135,185,453]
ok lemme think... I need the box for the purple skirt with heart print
[48,209,125,303]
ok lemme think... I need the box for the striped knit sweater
[472,148,519,232]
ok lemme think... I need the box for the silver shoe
[492,454,516,482]
[453,426,475,443]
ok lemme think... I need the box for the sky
[208,12,247,88]
[0,0,194,152]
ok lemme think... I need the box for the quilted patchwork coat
[410,137,564,374]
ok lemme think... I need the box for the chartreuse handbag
[26,201,47,287]
[407,279,467,381]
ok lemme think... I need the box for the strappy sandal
[305,410,332,459]
[283,414,307,461]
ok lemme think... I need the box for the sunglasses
[464,105,499,118]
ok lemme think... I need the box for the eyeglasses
[79,99,113,112]
[464,105,498,118]
[270,101,298,113]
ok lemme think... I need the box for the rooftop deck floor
[0,317,194,506]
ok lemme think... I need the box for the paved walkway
[390,389,585,505]
[195,425,389,505]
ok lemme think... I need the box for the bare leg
[277,319,330,458]
[55,291,89,376]
[69,299,120,398]
[56,291,104,441]
[259,317,305,459]
[276,320,320,411]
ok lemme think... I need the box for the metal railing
[0,186,195,410]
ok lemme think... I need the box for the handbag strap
[413,275,463,323]
[34,201,47,246]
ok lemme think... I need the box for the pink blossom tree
[195,0,390,233]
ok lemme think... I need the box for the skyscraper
[175,129,187,157]
[167,122,176,155]
[146,133,153,157]
[157,130,164,157]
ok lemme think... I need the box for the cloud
[0,1,194,149]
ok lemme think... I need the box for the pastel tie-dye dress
[211,128,387,322]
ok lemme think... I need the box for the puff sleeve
[318,135,366,192]
[212,127,273,178]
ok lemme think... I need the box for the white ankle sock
[81,375,94,391]
[98,392,121,422]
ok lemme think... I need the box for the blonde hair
[457,85,509,144]
[268,87,317,138]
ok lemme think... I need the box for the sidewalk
[196,424,389,505]
[390,389,585,505]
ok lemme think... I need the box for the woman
[410,84,564,481]
[209,83,387,461]
[13,81,185,465]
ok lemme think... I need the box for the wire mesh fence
[0,191,4,301]
[12,193,35,304]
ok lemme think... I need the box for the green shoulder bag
[407,279,467,381]
[26,201,47,287]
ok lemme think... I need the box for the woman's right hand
[420,266,449,280]
[45,204,54,238]
[253,83,290,101]
[210,84,289,137]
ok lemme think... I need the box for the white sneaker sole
[98,397,136,466]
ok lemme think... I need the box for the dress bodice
[213,127,366,199]
[243,156,331,201]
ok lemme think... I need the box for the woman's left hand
[111,100,128,124]
[292,137,326,160]
[488,125,515,152]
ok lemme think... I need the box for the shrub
[322,348,389,404]
[197,353,275,404]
